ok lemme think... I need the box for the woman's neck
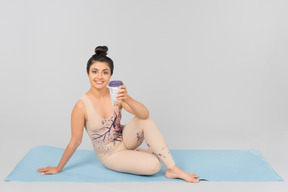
[89,87,109,99]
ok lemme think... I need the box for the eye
[92,71,96,73]
[104,72,109,75]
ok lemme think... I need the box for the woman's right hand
[37,166,61,175]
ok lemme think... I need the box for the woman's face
[87,61,111,89]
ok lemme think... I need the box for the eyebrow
[92,68,109,71]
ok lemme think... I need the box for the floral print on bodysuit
[147,143,170,159]
[136,130,144,143]
[91,102,124,155]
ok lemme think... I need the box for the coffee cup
[108,80,124,102]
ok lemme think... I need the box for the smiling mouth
[95,81,104,84]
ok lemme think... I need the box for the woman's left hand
[116,85,129,102]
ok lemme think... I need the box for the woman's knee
[145,157,162,175]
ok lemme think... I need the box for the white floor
[1,129,287,192]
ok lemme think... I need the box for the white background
[1,0,287,191]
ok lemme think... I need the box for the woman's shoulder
[75,98,86,108]
[71,96,87,121]
[73,95,87,111]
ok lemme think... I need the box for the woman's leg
[101,116,199,182]
[100,149,162,175]
[122,116,176,169]
[100,116,163,175]
[122,116,199,183]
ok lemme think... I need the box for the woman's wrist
[122,94,132,103]
[56,166,62,172]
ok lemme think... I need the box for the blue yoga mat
[5,145,283,182]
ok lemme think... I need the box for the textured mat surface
[5,145,283,182]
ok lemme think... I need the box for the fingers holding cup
[116,85,128,102]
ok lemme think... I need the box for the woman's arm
[37,100,85,175]
[117,85,149,120]
[56,100,85,171]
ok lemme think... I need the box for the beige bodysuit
[80,94,175,175]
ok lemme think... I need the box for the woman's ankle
[166,163,177,170]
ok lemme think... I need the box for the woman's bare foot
[136,148,153,154]
[165,164,199,183]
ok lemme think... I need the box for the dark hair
[86,46,114,75]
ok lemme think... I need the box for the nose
[96,72,103,79]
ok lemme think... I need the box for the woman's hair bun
[95,46,108,56]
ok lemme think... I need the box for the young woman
[37,46,199,183]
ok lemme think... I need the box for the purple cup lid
[108,80,124,87]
